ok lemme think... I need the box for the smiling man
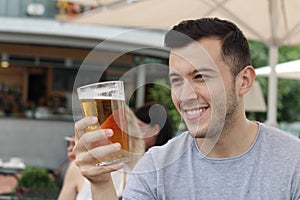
[166,27,257,156]
[122,18,300,199]
[73,18,300,200]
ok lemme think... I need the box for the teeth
[186,108,205,115]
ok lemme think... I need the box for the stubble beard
[194,81,238,139]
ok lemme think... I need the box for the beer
[77,81,130,166]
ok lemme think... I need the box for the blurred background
[0,1,171,197]
[0,0,300,198]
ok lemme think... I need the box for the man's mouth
[184,107,208,120]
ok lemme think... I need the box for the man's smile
[182,106,209,120]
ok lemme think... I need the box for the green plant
[18,166,56,190]
[16,166,59,199]
[148,80,182,133]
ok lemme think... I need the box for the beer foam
[77,81,125,100]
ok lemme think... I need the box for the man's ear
[238,66,256,96]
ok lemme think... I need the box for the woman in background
[134,102,174,150]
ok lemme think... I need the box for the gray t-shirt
[122,123,300,200]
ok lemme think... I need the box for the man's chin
[188,128,220,139]
[194,134,206,139]
[185,123,205,137]
[188,129,206,138]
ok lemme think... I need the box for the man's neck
[196,119,259,158]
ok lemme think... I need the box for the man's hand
[73,116,124,184]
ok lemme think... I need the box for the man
[74,18,300,199]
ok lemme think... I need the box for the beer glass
[77,81,130,166]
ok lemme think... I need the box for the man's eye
[194,74,204,80]
[170,78,182,85]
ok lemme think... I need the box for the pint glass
[77,81,130,166]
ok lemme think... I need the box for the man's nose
[178,81,198,102]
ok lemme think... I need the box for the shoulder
[258,122,300,156]
[134,131,194,172]
[259,122,300,144]
[58,161,84,200]
[64,161,85,189]
[67,161,82,176]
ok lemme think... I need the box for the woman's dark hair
[164,17,251,76]
[134,102,173,146]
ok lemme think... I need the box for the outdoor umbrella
[70,0,300,125]
[63,0,115,7]
[256,59,300,80]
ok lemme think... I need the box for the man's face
[169,38,238,138]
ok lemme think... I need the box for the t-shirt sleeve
[291,159,300,199]
[122,151,158,199]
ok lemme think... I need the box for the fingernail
[90,117,98,123]
[105,129,113,137]
[113,143,121,150]
[117,162,124,168]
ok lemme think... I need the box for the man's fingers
[80,129,113,145]
[74,117,98,138]
[79,162,124,178]
[89,143,121,160]
[76,142,120,162]
[75,128,113,151]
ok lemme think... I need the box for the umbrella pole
[266,45,278,126]
[136,64,146,108]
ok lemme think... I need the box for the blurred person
[72,17,300,200]
[2,92,14,116]
[57,134,87,199]
[0,174,18,194]
[134,102,174,150]
[66,137,76,161]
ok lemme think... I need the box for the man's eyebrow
[169,67,217,78]
[191,68,217,74]
[168,72,179,78]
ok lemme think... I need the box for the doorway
[28,74,46,106]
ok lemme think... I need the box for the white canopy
[71,0,300,45]
[70,0,300,125]
[63,0,116,7]
[244,80,267,112]
[255,59,300,80]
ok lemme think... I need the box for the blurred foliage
[277,79,300,122]
[249,40,269,68]
[15,166,59,199]
[18,166,56,189]
[148,80,182,132]
[248,40,300,123]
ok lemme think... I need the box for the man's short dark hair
[164,17,251,76]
